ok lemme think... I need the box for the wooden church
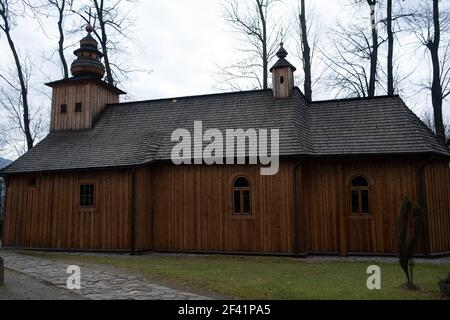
[1,26,450,257]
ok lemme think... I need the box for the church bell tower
[46,25,126,132]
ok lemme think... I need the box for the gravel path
[0,251,211,300]
[0,269,84,300]
[32,251,450,265]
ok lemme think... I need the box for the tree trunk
[429,0,445,143]
[299,0,312,101]
[99,23,114,85]
[3,21,33,150]
[368,0,378,97]
[57,0,69,79]
[430,48,445,142]
[386,0,394,96]
[94,0,114,85]
[257,0,268,90]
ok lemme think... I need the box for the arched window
[351,176,370,214]
[233,177,251,215]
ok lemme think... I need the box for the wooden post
[338,165,348,257]
[130,171,136,256]
[0,257,4,287]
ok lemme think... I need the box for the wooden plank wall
[2,158,449,255]
[50,82,119,132]
[136,167,153,251]
[425,161,450,254]
[151,163,295,254]
[301,158,421,255]
[2,168,152,250]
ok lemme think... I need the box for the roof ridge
[108,88,275,107]
[3,90,450,175]
[311,94,400,104]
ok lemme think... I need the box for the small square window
[29,178,37,188]
[80,184,95,208]
[75,103,82,113]
[60,104,67,114]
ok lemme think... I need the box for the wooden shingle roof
[310,96,449,156]
[2,88,449,174]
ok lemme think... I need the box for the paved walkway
[0,269,84,300]
[0,251,210,300]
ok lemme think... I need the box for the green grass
[19,251,449,300]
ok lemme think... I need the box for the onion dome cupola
[270,43,296,99]
[270,43,297,73]
[70,24,105,79]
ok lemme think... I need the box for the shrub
[397,195,425,289]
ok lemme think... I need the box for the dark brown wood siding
[2,168,152,250]
[300,158,423,255]
[50,82,119,132]
[151,163,296,254]
[424,161,450,254]
[2,158,449,255]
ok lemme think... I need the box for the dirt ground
[0,269,84,300]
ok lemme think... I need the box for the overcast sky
[0,0,354,99]
[0,0,448,159]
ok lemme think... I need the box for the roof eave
[2,151,449,176]
[45,77,126,95]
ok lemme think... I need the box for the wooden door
[347,216,376,253]
[346,175,376,253]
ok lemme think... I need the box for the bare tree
[298,0,312,100]
[71,0,137,86]
[322,21,385,98]
[321,0,386,98]
[383,0,414,96]
[406,0,450,143]
[0,57,46,156]
[351,0,380,97]
[8,0,74,79]
[421,110,450,143]
[367,0,378,97]
[220,0,284,90]
[0,0,34,150]
[48,0,72,79]
[0,128,5,151]
[386,0,394,95]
